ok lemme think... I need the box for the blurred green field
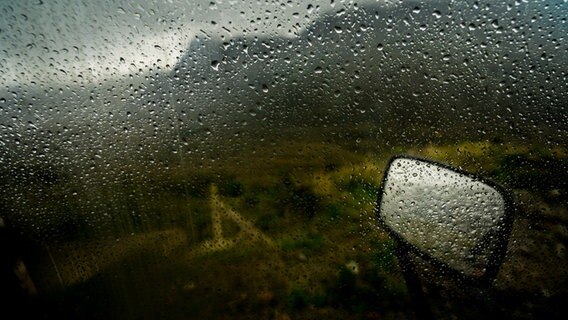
[1,128,567,319]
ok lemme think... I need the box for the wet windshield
[1,0,566,319]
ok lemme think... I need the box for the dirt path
[46,185,274,287]
[46,228,188,287]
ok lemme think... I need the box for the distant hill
[170,0,566,140]
[1,0,566,168]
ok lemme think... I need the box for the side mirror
[377,156,514,282]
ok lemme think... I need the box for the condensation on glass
[0,0,566,319]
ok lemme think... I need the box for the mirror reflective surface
[379,158,507,277]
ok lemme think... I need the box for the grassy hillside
[2,126,566,319]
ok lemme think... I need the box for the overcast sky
[0,0,396,86]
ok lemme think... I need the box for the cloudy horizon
[0,0,404,86]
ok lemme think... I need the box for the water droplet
[307,4,314,14]
[334,26,343,33]
[211,60,220,70]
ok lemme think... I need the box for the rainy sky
[0,0,397,86]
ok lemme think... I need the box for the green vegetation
[1,128,566,319]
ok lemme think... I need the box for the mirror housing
[376,156,514,282]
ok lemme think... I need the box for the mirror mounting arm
[396,240,434,320]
